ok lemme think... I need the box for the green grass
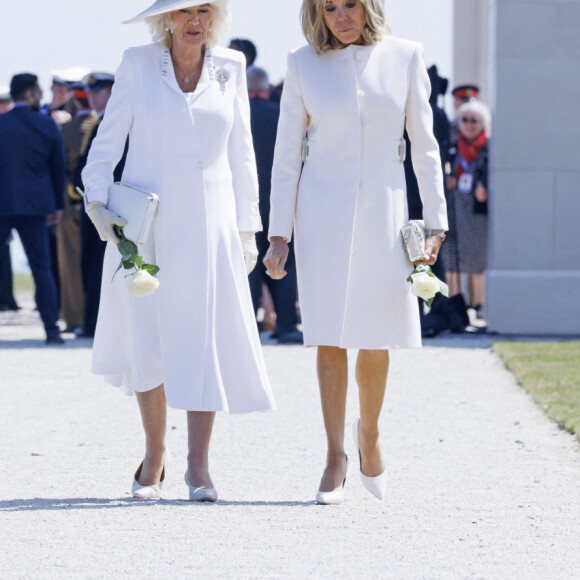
[494,341,580,440]
[13,273,34,293]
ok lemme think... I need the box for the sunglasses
[461,116,481,124]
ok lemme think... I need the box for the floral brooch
[215,68,230,94]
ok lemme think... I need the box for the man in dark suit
[73,72,126,338]
[247,67,302,344]
[0,74,66,344]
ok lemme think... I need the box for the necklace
[173,57,203,86]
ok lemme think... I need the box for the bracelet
[428,229,447,242]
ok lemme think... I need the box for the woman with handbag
[264,0,448,504]
[82,0,275,501]
[441,99,491,315]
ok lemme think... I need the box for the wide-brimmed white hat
[123,0,219,24]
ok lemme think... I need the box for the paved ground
[1,294,579,579]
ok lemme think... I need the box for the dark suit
[74,114,127,336]
[248,96,299,336]
[0,105,65,338]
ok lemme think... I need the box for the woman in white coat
[264,0,448,504]
[83,0,275,501]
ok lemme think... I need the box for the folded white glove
[239,232,258,275]
[85,201,128,244]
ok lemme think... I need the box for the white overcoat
[268,38,449,349]
[82,44,275,413]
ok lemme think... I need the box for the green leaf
[141,264,160,276]
[439,281,450,298]
[117,239,138,258]
[425,297,434,308]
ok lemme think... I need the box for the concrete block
[487,269,580,335]
[489,170,554,270]
[554,172,580,269]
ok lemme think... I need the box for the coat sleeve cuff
[237,215,262,233]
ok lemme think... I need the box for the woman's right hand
[85,201,127,244]
[263,237,289,279]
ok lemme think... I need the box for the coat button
[357,89,365,100]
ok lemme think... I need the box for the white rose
[129,270,160,297]
[410,271,439,300]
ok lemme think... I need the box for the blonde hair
[145,1,231,50]
[301,0,391,54]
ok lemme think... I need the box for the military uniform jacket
[269,38,448,349]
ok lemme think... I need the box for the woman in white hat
[264,0,448,504]
[82,0,275,501]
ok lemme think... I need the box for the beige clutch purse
[401,220,425,262]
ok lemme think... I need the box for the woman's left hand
[414,235,443,267]
[475,183,488,203]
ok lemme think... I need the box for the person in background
[58,84,97,333]
[73,72,122,339]
[0,86,19,312]
[403,64,451,334]
[40,74,74,124]
[247,66,303,344]
[441,99,490,316]
[0,86,13,113]
[449,84,479,143]
[228,38,257,68]
[0,74,65,344]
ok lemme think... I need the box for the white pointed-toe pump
[184,471,218,502]
[315,456,350,505]
[352,418,387,500]
[132,462,165,499]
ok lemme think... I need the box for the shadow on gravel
[0,339,92,350]
[0,498,314,512]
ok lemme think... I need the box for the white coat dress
[82,44,275,413]
[268,38,448,349]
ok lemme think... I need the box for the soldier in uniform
[73,72,127,338]
[58,84,98,332]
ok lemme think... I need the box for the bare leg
[317,346,349,492]
[445,272,463,297]
[135,385,167,485]
[355,350,389,477]
[471,273,486,307]
[187,411,216,488]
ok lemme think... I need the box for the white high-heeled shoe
[352,418,387,500]
[315,456,350,505]
[132,462,165,499]
[184,471,218,502]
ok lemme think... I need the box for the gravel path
[1,296,579,579]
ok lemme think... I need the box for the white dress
[82,44,275,413]
[268,38,448,349]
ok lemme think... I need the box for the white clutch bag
[107,182,159,245]
[401,219,425,262]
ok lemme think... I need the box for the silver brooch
[215,68,230,94]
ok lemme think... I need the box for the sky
[3,0,453,272]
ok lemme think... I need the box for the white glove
[85,201,127,244]
[239,232,258,275]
